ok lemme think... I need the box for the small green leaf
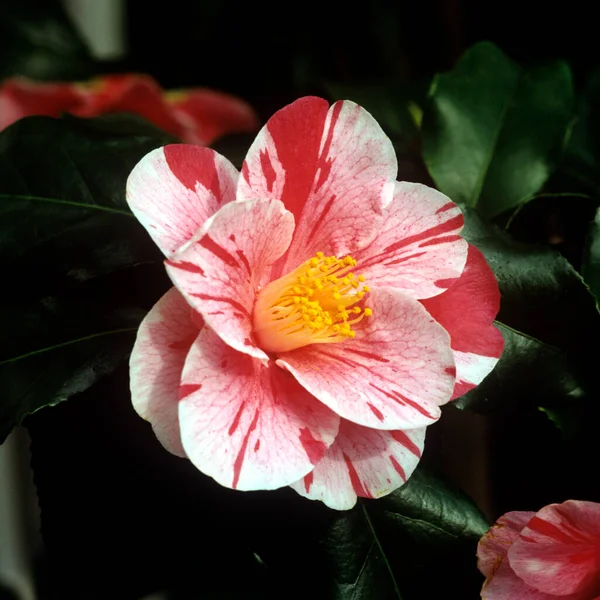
[323,469,487,599]
[422,42,574,218]
[0,115,173,443]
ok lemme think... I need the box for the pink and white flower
[126,96,503,510]
[478,500,600,599]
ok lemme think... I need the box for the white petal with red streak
[421,244,503,399]
[129,287,200,457]
[278,288,455,430]
[166,198,294,361]
[179,328,340,491]
[508,500,600,597]
[356,182,468,299]
[291,421,425,510]
[237,96,397,274]
[126,144,238,257]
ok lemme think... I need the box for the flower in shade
[0,74,258,144]
[126,96,503,509]
[478,500,600,599]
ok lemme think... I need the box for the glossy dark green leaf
[422,42,574,218]
[456,208,599,412]
[322,469,487,599]
[0,115,173,443]
[0,0,95,80]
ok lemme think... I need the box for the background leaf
[583,206,600,304]
[456,208,600,412]
[0,0,95,81]
[422,41,574,218]
[0,115,173,443]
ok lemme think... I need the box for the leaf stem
[0,194,134,217]
[360,501,403,600]
[0,328,138,366]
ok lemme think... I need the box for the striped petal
[277,288,455,430]
[237,96,397,274]
[482,559,572,600]
[478,511,535,578]
[291,421,425,510]
[179,327,340,491]
[126,144,238,257]
[165,198,294,361]
[355,182,468,299]
[421,244,503,399]
[508,500,600,597]
[129,287,201,457]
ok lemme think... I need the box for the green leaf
[0,0,95,80]
[583,206,600,304]
[323,469,487,599]
[422,42,574,218]
[456,208,599,412]
[0,115,173,443]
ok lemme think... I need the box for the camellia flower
[0,74,258,144]
[478,500,600,599]
[126,96,503,510]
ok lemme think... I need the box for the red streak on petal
[228,403,245,436]
[220,359,228,368]
[191,293,251,319]
[254,439,260,452]
[165,260,205,275]
[434,277,459,288]
[164,145,219,197]
[367,402,384,421]
[344,348,390,363]
[384,252,427,266]
[179,383,202,400]
[382,214,464,254]
[369,382,436,420]
[198,234,239,268]
[389,455,406,481]
[391,430,422,458]
[344,453,371,498]
[232,409,260,489]
[526,516,587,545]
[299,427,327,465]
[259,149,276,192]
[168,334,197,351]
[419,234,463,248]
[304,471,314,493]
[306,194,336,244]
[236,249,252,275]
[435,202,457,214]
[314,101,342,192]
[241,161,250,185]
[266,97,329,221]
[229,234,236,242]
[445,366,457,377]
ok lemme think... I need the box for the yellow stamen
[253,252,373,353]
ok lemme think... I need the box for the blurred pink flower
[126,96,503,509]
[478,500,600,599]
[0,74,259,144]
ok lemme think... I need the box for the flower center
[253,252,372,353]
